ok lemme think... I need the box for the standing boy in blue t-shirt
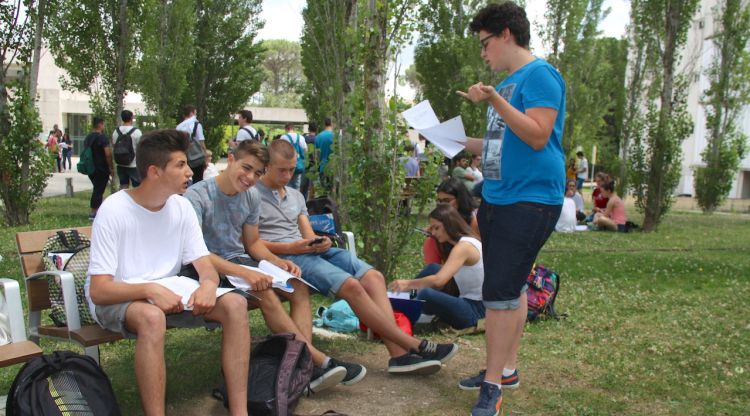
[456,2,566,415]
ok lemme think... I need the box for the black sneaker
[416,339,458,364]
[309,364,347,393]
[329,357,367,386]
[459,369,520,390]
[387,353,442,375]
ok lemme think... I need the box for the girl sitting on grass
[593,180,627,232]
[389,204,485,330]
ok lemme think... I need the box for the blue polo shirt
[481,58,566,206]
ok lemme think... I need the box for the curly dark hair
[469,2,530,48]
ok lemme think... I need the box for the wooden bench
[17,227,122,364]
[0,278,43,367]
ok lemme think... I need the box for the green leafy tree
[694,0,750,213]
[183,0,264,154]
[135,0,195,127]
[413,0,491,138]
[258,39,304,108]
[627,0,700,232]
[0,0,50,225]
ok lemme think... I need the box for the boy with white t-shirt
[85,129,250,416]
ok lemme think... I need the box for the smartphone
[308,237,326,246]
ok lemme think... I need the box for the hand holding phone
[308,237,326,246]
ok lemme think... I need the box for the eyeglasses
[480,33,498,51]
[437,196,456,204]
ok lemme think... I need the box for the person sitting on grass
[389,204,485,330]
[85,129,251,416]
[593,180,627,232]
[183,140,365,393]
[588,172,611,222]
[566,179,586,222]
[257,139,459,375]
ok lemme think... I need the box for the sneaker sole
[340,366,367,386]
[503,381,520,390]
[388,360,442,376]
[309,367,347,393]
[458,382,481,391]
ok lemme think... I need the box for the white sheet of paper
[400,100,440,130]
[401,101,467,158]
[387,291,411,300]
[124,276,234,310]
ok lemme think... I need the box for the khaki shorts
[95,301,220,339]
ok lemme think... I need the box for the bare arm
[242,223,301,276]
[104,146,114,173]
[458,83,558,151]
[389,242,478,292]
[207,252,272,291]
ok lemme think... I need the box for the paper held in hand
[227,260,316,293]
[124,276,235,311]
[400,100,467,158]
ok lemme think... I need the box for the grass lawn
[1,191,748,415]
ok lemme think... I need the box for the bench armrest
[27,271,82,331]
[0,278,28,342]
[343,231,357,257]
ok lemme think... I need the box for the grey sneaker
[471,382,502,416]
[416,339,458,364]
[309,364,346,393]
[387,353,442,375]
[329,357,367,386]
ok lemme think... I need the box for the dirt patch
[172,336,486,416]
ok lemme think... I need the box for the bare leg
[206,293,250,416]
[483,303,526,384]
[504,291,527,371]
[278,281,313,341]
[251,289,327,366]
[337,275,419,357]
[593,213,617,231]
[124,302,167,416]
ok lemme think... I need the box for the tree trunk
[618,46,646,195]
[114,0,128,125]
[642,1,679,232]
[29,0,47,102]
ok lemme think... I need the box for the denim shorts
[282,248,373,298]
[478,200,561,310]
[117,165,141,187]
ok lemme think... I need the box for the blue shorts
[478,201,561,310]
[282,248,373,298]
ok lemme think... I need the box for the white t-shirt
[468,167,483,184]
[452,237,484,301]
[555,197,577,232]
[577,158,588,180]
[235,126,257,142]
[176,116,205,141]
[112,126,143,168]
[281,132,306,157]
[84,190,209,322]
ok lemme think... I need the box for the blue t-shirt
[315,130,334,173]
[481,58,566,206]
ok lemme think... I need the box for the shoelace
[421,341,437,354]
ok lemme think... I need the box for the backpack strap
[276,337,306,415]
[127,127,137,136]
[191,121,199,140]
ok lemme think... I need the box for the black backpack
[112,127,137,166]
[187,121,206,169]
[213,333,313,416]
[6,351,121,416]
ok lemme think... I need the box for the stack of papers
[227,260,316,293]
[401,100,466,158]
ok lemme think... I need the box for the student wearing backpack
[112,110,143,189]
[184,140,367,393]
[176,105,208,184]
[232,110,259,148]
[83,117,114,221]
[85,129,251,416]
[456,3,566,414]
[389,204,485,330]
[280,124,306,190]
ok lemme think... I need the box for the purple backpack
[526,264,562,321]
[214,333,313,416]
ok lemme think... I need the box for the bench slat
[0,341,43,367]
[21,255,45,279]
[37,325,71,339]
[70,325,123,347]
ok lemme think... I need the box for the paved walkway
[43,157,228,198]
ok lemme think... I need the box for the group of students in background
[45,125,73,173]
[556,171,628,232]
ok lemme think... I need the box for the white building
[676,0,750,198]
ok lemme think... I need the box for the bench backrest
[16,227,92,313]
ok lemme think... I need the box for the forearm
[247,241,283,263]
[90,278,151,305]
[464,137,484,155]
[488,95,549,150]
[209,253,249,278]
[261,240,298,255]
